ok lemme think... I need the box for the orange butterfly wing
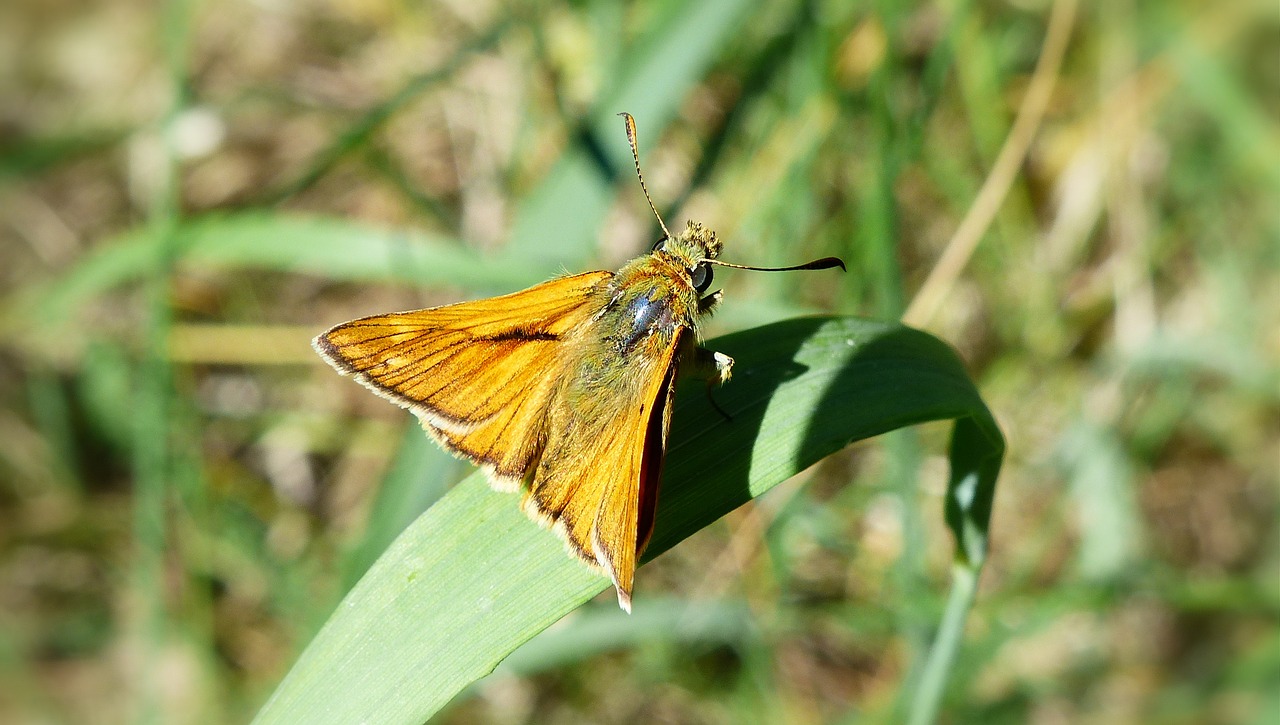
[315,270,688,610]
[523,328,686,611]
[313,271,612,488]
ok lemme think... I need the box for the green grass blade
[339,429,464,592]
[497,598,755,677]
[0,127,127,179]
[2,213,549,335]
[908,563,980,725]
[252,316,1005,725]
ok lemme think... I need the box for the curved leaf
[253,316,1004,724]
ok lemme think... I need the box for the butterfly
[313,113,843,611]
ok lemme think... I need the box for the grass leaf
[253,316,1005,724]
[2,213,548,335]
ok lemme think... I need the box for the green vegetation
[1,0,1275,723]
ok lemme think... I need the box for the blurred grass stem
[128,0,191,720]
[907,563,980,725]
[904,0,1077,328]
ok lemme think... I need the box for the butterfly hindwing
[523,327,686,611]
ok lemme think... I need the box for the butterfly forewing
[314,271,612,485]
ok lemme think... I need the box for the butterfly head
[650,220,721,295]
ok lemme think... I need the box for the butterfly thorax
[598,220,720,354]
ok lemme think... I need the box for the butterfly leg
[692,347,733,384]
[690,346,734,421]
[698,290,723,314]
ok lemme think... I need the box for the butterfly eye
[690,263,713,293]
[651,237,667,252]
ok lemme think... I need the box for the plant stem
[908,562,980,725]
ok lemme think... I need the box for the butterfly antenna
[703,257,847,273]
[619,112,672,241]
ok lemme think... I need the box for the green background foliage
[1,0,1276,723]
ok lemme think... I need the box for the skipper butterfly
[315,114,843,611]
